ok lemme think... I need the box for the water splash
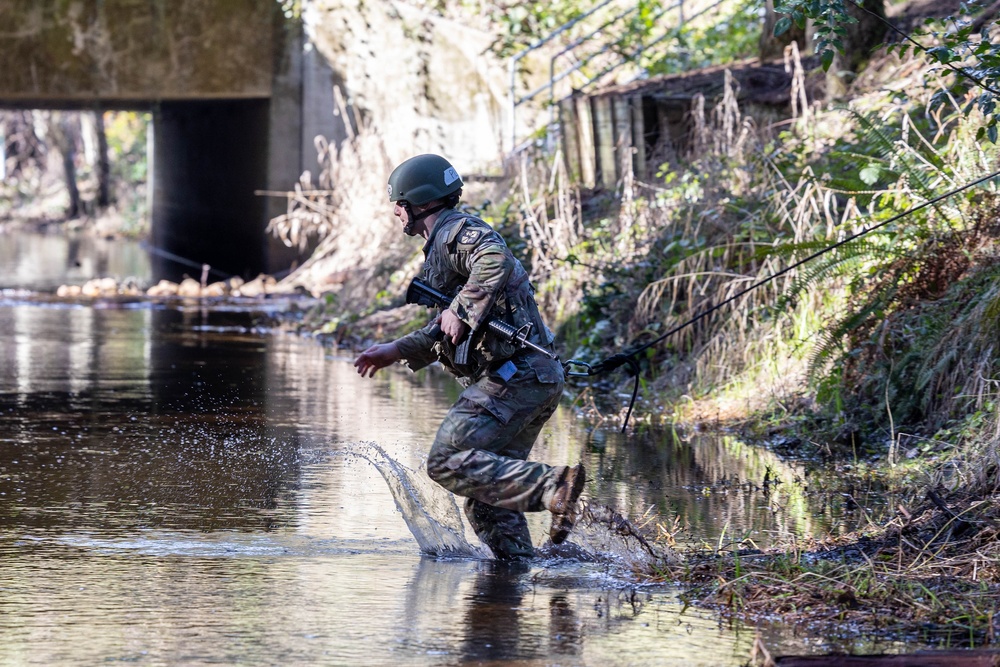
[558,502,683,572]
[345,441,488,559]
[348,442,682,571]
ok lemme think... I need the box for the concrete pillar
[151,99,270,281]
[266,17,306,274]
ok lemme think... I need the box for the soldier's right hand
[354,342,402,377]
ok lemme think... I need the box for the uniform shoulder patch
[458,227,483,245]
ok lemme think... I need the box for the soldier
[354,154,585,561]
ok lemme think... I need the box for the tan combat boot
[546,463,586,544]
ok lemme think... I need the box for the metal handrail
[507,0,731,151]
[547,0,684,105]
[563,0,727,99]
[514,2,644,107]
[507,0,621,148]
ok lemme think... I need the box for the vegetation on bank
[0,109,149,236]
[3,0,1000,647]
[522,1,1000,647]
[267,0,1000,646]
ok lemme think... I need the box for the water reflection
[0,299,886,665]
[0,306,301,533]
[0,230,151,292]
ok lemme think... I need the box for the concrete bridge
[0,0,342,280]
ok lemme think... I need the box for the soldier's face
[395,201,423,237]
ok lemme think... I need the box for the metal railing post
[509,58,518,152]
[508,0,728,151]
[508,0,619,150]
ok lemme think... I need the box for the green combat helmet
[387,154,463,206]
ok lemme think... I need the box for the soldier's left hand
[354,342,402,377]
[440,309,468,344]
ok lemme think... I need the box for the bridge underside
[151,99,270,280]
[0,1,324,282]
[1,97,278,281]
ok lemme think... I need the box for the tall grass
[511,47,1000,437]
[513,54,835,416]
[269,89,418,306]
[277,54,1000,453]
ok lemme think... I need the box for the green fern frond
[849,109,961,227]
[807,287,898,382]
[760,236,890,312]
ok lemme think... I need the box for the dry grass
[672,487,1000,640]
[268,87,418,306]
[645,412,1000,643]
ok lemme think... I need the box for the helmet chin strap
[402,201,450,236]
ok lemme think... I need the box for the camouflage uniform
[394,208,565,559]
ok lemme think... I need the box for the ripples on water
[0,302,769,666]
[0,283,903,665]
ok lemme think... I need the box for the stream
[0,230,922,665]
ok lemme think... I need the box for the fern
[763,236,891,312]
[807,286,898,382]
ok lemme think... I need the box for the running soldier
[354,154,585,560]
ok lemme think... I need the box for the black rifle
[405,277,555,366]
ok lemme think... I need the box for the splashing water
[564,502,683,572]
[348,442,682,571]
[344,441,488,558]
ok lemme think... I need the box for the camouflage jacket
[395,209,557,381]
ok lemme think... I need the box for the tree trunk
[94,110,111,208]
[759,0,809,62]
[826,0,887,100]
[50,113,81,219]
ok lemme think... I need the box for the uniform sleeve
[450,237,513,332]
[394,322,439,371]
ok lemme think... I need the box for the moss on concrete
[0,0,276,103]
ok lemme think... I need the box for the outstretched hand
[354,342,402,378]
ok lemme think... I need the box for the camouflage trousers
[427,352,564,560]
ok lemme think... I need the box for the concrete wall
[0,0,515,283]
[0,0,274,106]
[0,0,311,280]
[306,0,510,175]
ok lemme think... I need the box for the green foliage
[886,259,1000,429]
[483,0,586,57]
[760,107,1000,433]
[773,0,856,71]
[104,112,148,185]
[775,0,1000,141]
[914,9,1000,143]
[644,0,764,76]
[104,111,150,233]
[484,0,761,77]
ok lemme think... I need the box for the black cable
[626,167,1000,360]
[139,242,229,279]
[566,167,1000,429]
[848,0,1000,97]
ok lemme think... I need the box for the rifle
[405,277,555,365]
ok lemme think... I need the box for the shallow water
[0,236,915,665]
